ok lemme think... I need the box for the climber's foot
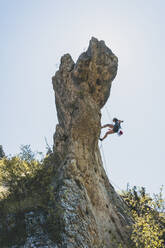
[99,138,103,141]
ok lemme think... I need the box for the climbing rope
[99,105,124,192]
[105,105,113,123]
[100,142,108,175]
[110,178,123,193]
[99,141,123,193]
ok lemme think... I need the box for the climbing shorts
[113,125,119,133]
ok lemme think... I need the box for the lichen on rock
[51,37,132,247]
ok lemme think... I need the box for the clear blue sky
[1,0,165,196]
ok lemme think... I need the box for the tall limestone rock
[0,38,133,248]
[52,37,132,247]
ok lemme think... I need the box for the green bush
[121,186,165,248]
[0,145,54,203]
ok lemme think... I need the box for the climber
[99,118,124,141]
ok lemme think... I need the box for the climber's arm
[118,120,124,123]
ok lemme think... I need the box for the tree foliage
[19,144,43,162]
[122,186,165,248]
[0,146,165,247]
[0,145,54,202]
[0,145,5,159]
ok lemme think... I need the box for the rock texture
[51,37,132,247]
[0,38,133,248]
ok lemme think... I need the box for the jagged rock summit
[52,37,132,247]
[0,38,132,248]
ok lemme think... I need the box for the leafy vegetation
[0,145,5,159]
[121,186,165,248]
[0,145,54,205]
[0,145,59,247]
[0,145,165,247]
[18,144,42,162]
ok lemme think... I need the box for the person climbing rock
[99,118,124,141]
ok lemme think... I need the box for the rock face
[52,37,132,247]
[0,38,132,248]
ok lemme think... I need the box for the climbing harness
[103,106,124,137]
[98,105,124,192]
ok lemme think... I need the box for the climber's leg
[101,124,114,129]
[100,130,115,141]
